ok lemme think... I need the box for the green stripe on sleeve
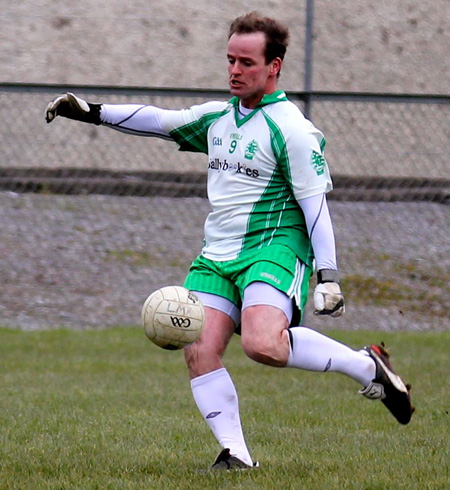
[169,108,231,154]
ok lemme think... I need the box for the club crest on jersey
[311,150,326,175]
[245,140,259,160]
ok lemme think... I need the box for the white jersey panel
[203,109,277,259]
[261,101,333,200]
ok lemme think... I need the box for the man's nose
[231,62,241,74]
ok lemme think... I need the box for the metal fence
[1,84,449,331]
[1,83,449,202]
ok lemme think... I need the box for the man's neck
[240,81,279,109]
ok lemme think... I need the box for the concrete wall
[2,0,448,93]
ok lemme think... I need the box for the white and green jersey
[161,91,331,266]
[101,91,332,268]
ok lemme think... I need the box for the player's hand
[313,270,345,317]
[45,92,102,125]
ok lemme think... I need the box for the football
[142,286,204,350]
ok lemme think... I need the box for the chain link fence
[1,85,449,201]
[1,85,449,331]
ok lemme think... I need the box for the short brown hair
[228,11,290,65]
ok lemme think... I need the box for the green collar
[230,90,288,109]
[230,91,288,127]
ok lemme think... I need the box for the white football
[142,286,204,350]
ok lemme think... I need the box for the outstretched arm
[45,92,172,140]
[46,93,228,152]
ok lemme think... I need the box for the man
[46,11,413,470]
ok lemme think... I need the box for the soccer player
[45,11,414,470]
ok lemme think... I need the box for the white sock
[287,326,376,386]
[190,367,253,466]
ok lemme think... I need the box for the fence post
[304,0,314,119]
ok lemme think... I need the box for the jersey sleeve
[101,104,172,140]
[160,100,231,154]
[100,100,230,154]
[268,104,333,200]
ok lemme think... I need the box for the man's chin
[229,84,243,96]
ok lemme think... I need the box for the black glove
[45,92,102,125]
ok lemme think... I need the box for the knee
[241,332,287,367]
[241,336,265,364]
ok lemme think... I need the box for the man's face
[227,32,279,109]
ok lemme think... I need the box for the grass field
[0,327,448,490]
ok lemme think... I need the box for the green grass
[0,328,448,489]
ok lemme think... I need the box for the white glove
[45,92,102,125]
[313,272,345,317]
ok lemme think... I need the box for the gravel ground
[1,192,449,332]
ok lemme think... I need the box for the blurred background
[0,1,449,331]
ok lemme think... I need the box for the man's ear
[270,57,283,77]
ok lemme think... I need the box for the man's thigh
[242,281,294,323]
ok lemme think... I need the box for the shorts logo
[245,140,259,160]
[260,272,281,285]
[311,150,326,175]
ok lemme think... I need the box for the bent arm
[297,193,337,271]
[299,193,344,316]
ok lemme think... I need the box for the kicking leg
[241,282,375,385]
[287,326,376,386]
[241,282,413,423]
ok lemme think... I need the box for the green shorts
[184,244,312,323]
